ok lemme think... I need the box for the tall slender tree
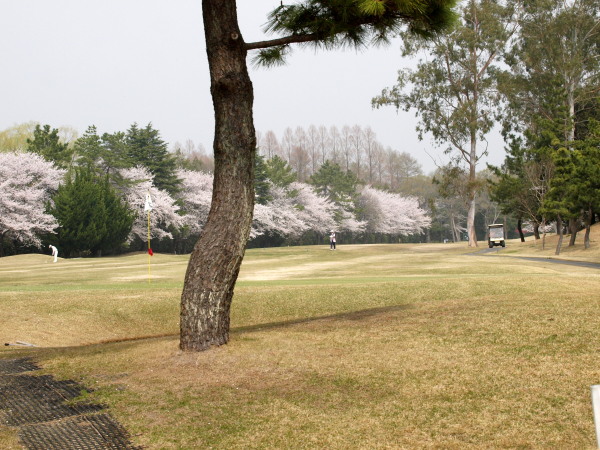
[373,0,517,247]
[180,0,457,351]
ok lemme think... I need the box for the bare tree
[261,130,280,159]
[373,142,386,186]
[291,145,310,181]
[281,127,294,162]
[363,126,377,183]
[318,125,329,166]
[341,125,353,173]
[329,125,341,165]
[351,125,364,180]
[307,125,320,177]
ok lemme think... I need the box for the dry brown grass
[497,223,600,263]
[2,233,600,448]
[31,275,600,448]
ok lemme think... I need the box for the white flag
[144,193,153,212]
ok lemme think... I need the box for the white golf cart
[488,223,505,248]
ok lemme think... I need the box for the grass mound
[499,222,600,262]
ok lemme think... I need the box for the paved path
[472,248,600,269]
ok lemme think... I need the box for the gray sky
[0,1,506,174]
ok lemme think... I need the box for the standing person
[48,244,58,263]
[329,231,336,250]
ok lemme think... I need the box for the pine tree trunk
[584,224,591,249]
[517,218,525,242]
[555,215,564,256]
[541,218,546,250]
[584,207,592,249]
[180,0,256,352]
[534,222,540,240]
[568,217,577,247]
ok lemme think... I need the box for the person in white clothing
[329,231,336,250]
[49,244,58,263]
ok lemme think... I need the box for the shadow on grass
[1,305,413,354]
[470,248,600,269]
[233,304,413,335]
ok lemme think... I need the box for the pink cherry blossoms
[0,152,64,251]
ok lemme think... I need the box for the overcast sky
[1,1,506,174]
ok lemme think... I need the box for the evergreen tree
[265,155,296,188]
[540,144,575,255]
[100,131,132,184]
[26,124,74,169]
[95,178,135,255]
[49,168,133,256]
[496,0,600,245]
[310,161,361,221]
[254,154,272,205]
[488,138,543,241]
[574,122,600,248]
[73,126,131,186]
[125,123,181,195]
[73,126,103,169]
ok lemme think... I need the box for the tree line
[486,0,600,255]
[373,0,599,253]
[0,122,434,257]
[256,125,423,189]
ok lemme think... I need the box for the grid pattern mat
[0,357,141,449]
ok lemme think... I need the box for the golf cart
[488,223,505,248]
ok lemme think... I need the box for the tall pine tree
[125,123,181,196]
[180,0,457,351]
[27,124,74,169]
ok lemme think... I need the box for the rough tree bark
[517,218,525,242]
[533,222,540,240]
[180,0,458,352]
[466,134,478,247]
[568,217,578,247]
[180,0,256,351]
[555,215,564,256]
[584,207,592,249]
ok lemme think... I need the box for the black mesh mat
[0,357,141,449]
[0,374,104,426]
[19,414,138,450]
[0,357,40,374]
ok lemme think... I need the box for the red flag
[148,248,153,256]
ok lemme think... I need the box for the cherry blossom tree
[177,169,214,235]
[290,182,337,235]
[359,186,431,235]
[250,185,307,239]
[119,167,183,243]
[0,152,64,255]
